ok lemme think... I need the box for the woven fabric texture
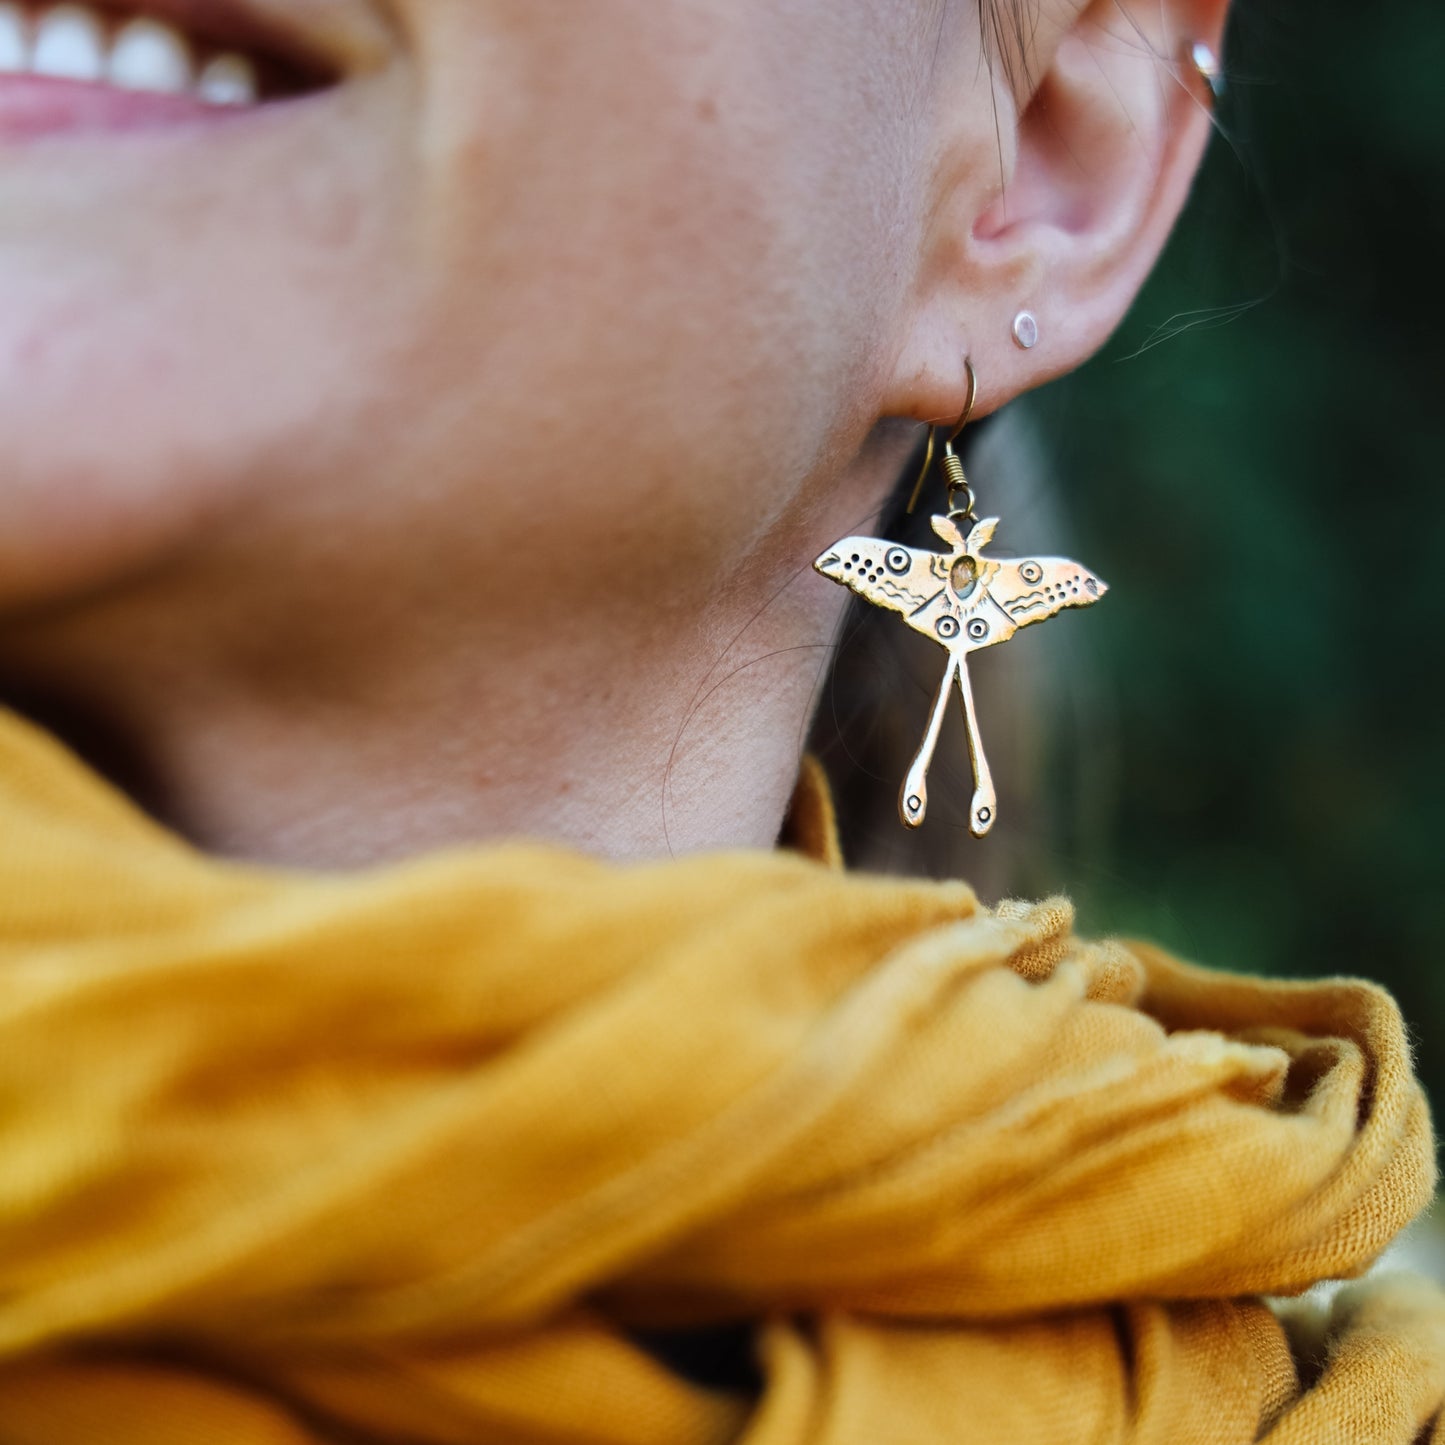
[0,707,1441,1443]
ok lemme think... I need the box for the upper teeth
[0,3,258,104]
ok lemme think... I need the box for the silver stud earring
[1012,311,1039,350]
[1188,39,1224,97]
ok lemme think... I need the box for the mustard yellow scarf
[0,707,1442,1443]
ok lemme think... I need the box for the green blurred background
[1049,0,1445,1104]
[817,2,1445,1105]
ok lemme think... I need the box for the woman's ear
[886,0,1230,423]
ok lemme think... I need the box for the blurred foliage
[815,0,1445,1102]
[1028,0,1445,1100]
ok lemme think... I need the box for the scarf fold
[0,706,1441,1444]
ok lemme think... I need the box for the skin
[0,0,1228,868]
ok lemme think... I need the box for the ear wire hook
[904,428,936,517]
[906,359,978,516]
[941,358,979,523]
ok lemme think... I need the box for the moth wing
[814,537,943,618]
[967,517,998,552]
[931,515,965,549]
[989,555,1108,626]
[860,568,945,617]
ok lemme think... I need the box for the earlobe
[973,0,1230,386]
[882,0,1229,425]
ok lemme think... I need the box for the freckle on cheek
[15,330,47,369]
[8,299,90,375]
[279,176,365,253]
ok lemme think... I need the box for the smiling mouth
[0,1,336,129]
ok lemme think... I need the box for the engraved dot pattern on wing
[988,556,1110,630]
[811,538,947,618]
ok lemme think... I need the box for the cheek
[406,0,931,575]
[0,86,429,610]
[0,1,935,617]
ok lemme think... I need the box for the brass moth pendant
[814,511,1107,836]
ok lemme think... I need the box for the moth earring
[814,361,1108,837]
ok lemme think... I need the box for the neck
[0,542,853,873]
[0,416,914,872]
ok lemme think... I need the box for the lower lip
[0,74,250,140]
